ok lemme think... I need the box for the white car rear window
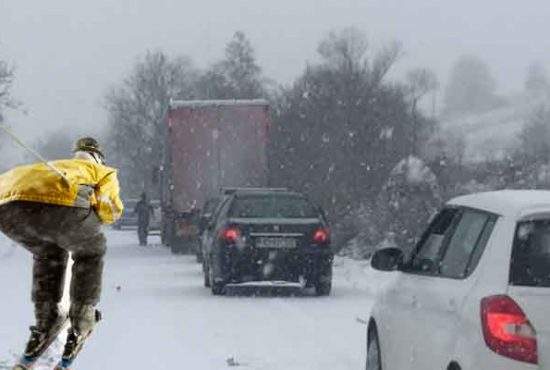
[510,220,550,287]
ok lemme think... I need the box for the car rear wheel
[211,282,224,295]
[170,242,182,254]
[314,279,332,296]
[366,326,382,370]
[314,266,333,296]
[209,264,224,295]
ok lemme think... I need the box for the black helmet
[73,137,105,160]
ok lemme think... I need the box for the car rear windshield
[229,194,319,219]
[202,198,221,215]
[510,219,550,287]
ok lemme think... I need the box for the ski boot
[13,310,68,370]
[54,309,102,370]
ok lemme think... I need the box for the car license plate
[256,237,297,249]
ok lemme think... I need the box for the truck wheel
[182,241,193,255]
[168,229,186,254]
[162,220,174,247]
[196,248,204,263]
[171,238,192,254]
[170,240,184,254]
[167,220,183,251]
[204,262,211,287]
[160,227,167,246]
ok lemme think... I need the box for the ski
[12,317,69,370]
[53,310,102,370]
[52,330,93,370]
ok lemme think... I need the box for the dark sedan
[203,189,333,296]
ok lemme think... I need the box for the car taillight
[220,227,240,244]
[481,295,538,365]
[312,228,330,245]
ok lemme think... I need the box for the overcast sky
[1,0,550,143]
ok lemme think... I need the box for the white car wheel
[366,328,381,370]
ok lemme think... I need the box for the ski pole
[0,123,70,184]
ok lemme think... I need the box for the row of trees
[20,28,549,255]
[103,28,443,250]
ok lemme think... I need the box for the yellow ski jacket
[0,159,124,224]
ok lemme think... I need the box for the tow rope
[0,123,70,184]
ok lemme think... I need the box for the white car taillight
[481,295,538,365]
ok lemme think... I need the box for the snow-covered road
[0,230,389,370]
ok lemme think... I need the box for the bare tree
[444,55,502,116]
[317,27,369,70]
[317,27,402,91]
[196,31,266,99]
[0,58,16,122]
[0,55,20,158]
[369,41,403,88]
[519,106,550,164]
[31,129,73,161]
[406,68,439,154]
[104,51,198,196]
[525,62,549,97]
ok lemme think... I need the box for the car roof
[221,187,289,195]
[233,190,303,197]
[448,190,550,216]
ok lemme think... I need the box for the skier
[0,137,123,368]
[134,192,154,246]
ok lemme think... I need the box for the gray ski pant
[0,201,106,328]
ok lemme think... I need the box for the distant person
[0,137,123,367]
[134,192,154,246]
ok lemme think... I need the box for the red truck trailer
[161,99,270,253]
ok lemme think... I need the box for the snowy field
[0,230,393,370]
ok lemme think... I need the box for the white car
[367,190,550,370]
